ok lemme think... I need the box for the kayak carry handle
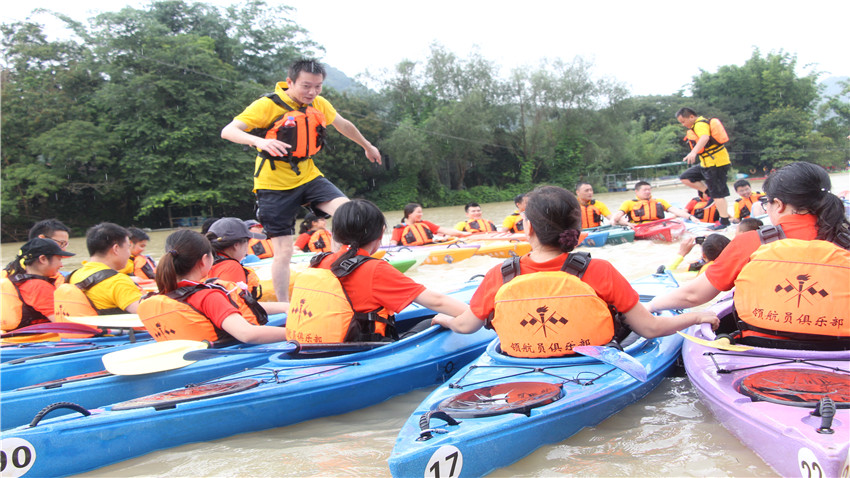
[29,402,91,427]
[417,410,461,441]
[811,396,836,434]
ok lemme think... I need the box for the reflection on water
[10,174,849,477]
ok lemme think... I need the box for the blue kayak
[0,284,495,477]
[0,314,283,392]
[578,228,609,247]
[388,272,684,477]
[0,329,151,363]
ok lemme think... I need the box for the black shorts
[255,177,345,237]
[680,164,730,198]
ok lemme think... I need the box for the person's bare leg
[316,197,350,251]
[270,235,294,301]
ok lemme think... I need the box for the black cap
[18,238,76,259]
[209,217,266,241]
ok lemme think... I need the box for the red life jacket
[250,93,327,177]
[306,229,332,253]
[249,238,274,259]
[130,255,156,280]
[690,197,718,223]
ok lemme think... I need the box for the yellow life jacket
[488,253,616,358]
[286,253,395,343]
[1,274,54,331]
[628,199,665,223]
[139,279,263,343]
[54,269,124,320]
[399,222,435,246]
[683,117,729,159]
[734,226,850,342]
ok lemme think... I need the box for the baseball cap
[18,238,76,259]
[244,219,262,228]
[209,217,266,241]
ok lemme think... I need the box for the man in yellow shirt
[66,223,142,314]
[500,194,528,233]
[575,182,613,229]
[676,107,732,230]
[612,181,693,226]
[221,59,381,301]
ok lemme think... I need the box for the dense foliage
[2,1,847,240]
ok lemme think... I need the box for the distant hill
[819,76,848,101]
[324,65,369,95]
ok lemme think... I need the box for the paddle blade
[102,340,209,375]
[573,345,648,382]
[677,331,753,351]
[66,314,144,329]
[1,322,102,338]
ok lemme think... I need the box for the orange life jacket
[690,197,718,223]
[1,274,54,331]
[505,212,525,233]
[627,199,665,223]
[286,253,396,343]
[54,269,124,320]
[129,255,156,280]
[460,219,497,233]
[398,222,435,246]
[683,117,728,159]
[249,238,274,259]
[734,226,850,343]
[306,229,332,253]
[735,192,765,219]
[251,93,327,177]
[211,255,262,301]
[139,279,265,343]
[488,253,616,358]
[580,200,604,229]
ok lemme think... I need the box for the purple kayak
[682,295,849,478]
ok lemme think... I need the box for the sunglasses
[758,196,771,206]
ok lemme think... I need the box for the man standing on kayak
[676,107,732,230]
[221,59,381,301]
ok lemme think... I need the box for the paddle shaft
[182,341,388,360]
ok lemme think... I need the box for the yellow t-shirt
[70,261,141,311]
[502,211,523,232]
[693,117,730,168]
[234,82,338,191]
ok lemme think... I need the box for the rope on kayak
[705,353,849,375]
[184,363,361,389]
[447,364,617,390]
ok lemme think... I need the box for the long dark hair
[763,162,850,248]
[524,186,582,253]
[401,203,421,223]
[156,230,213,293]
[331,199,386,270]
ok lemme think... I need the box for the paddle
[182,341,387,361]
[101,340,210,375]
[6,345,116,364]
[676,331,753,352]
[572,345,648,382]
[65,314,144,329]
[1,322,103,337]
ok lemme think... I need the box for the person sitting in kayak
[432,185,719,358]
[500,194,528,233]
[454,202,498,233]
[205,217,289,316]
[293,213,332,252]
[54,223,143,318]
[286,199,469,343]
[732,179,766,223]
[665,233,731,276]
[119,227,156,281]
[245,220,274,259]
[1,238,75,331]
[611,181,693,226]
[648,162,850,347]
[575,182,613,229]
[390,203,469,246]
[138,230,289,344]
[685,191,719,224]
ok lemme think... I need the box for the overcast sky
[3,0,847,96]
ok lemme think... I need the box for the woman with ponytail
[285,199,468,343]
[139,230,288,344]
[433,186,718,358]
[648,162,850,346]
